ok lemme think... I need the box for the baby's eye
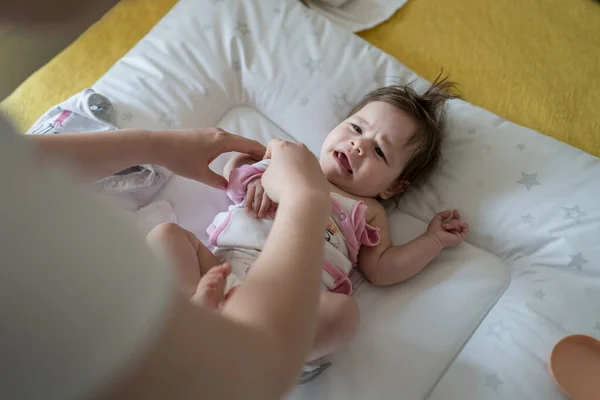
[351,123,362,134]
[375,146,386,159]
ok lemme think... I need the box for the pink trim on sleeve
[323,259,353,295]
[351,201,381,247]
[330,197,381,266]
[227,164,266,203]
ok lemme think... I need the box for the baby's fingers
[461,222,469,237]
[246,184,256,213]
[434,209,452,222]
[442,220,463,231]
[452,209,462,221]
[258,193,271,218]
[253,185,264,216]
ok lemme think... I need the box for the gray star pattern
[486,320,509,340]
[517,172,541,191]
[201,23,213,32]
[475,179,485,188]
[333,94,353,111]
[468,129,476,136]
[304,57,323,75]
[534,289,546,300]
[484,373,504,391]
[517,144,526,151]
[521,213,535,225]
[563,205,587,224]
[518,269,538,277]
[595,322,600,333]
[231,60,242,72]
[131,77,147,90]
[311,25,323,38]
[159,111,173,128]
[235,21,250,36]
[273,6,281,13]
[299,97,309,106]
[478,144,492,156]
[121,112,134,122]
[568,252,588,271]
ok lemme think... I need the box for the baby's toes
[192,265,229,309]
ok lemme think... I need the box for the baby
[147,77,469,362]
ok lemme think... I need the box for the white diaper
[214,248,259,296]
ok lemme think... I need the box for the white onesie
[207,160,381,297]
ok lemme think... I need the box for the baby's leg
[309,292,360,362]
[146,222,219,298]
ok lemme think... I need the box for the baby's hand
[246,177,277,218]
[426,209,469,248]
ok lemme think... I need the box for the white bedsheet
[90,0,600,398]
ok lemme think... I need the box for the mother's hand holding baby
[154,127,266,188]
[31,127,265,187]
[13,126,331,400]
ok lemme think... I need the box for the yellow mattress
[2,0,599,156]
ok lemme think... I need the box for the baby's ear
[379,180,409,200]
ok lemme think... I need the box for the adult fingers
[263,138,284,160]
[453,209,462,220]
[258,193,271,218]
[218,131,267,160]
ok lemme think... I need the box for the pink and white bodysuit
[206,160,381,297]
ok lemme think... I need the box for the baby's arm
[224,152,276,217]
[223,153,261,181]
[359,206,468,286]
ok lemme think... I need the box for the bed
[9,0,600,398]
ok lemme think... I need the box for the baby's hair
[349,73,460,197]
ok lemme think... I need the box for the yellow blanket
[2,0,600,156]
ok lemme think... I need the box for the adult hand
[261,139,329,205]
[156,128,266,189]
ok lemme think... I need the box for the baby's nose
[350,139,364,155]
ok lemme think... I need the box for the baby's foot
[191,263,231,309]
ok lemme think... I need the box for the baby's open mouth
[334,151,353,174]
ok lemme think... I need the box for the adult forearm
[106,293,310,400]
[29,129,161,181]
[372,234,442,285]
[222,192,330,381]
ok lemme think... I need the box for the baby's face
[319,101,418,198]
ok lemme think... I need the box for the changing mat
[34,0,600,398]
